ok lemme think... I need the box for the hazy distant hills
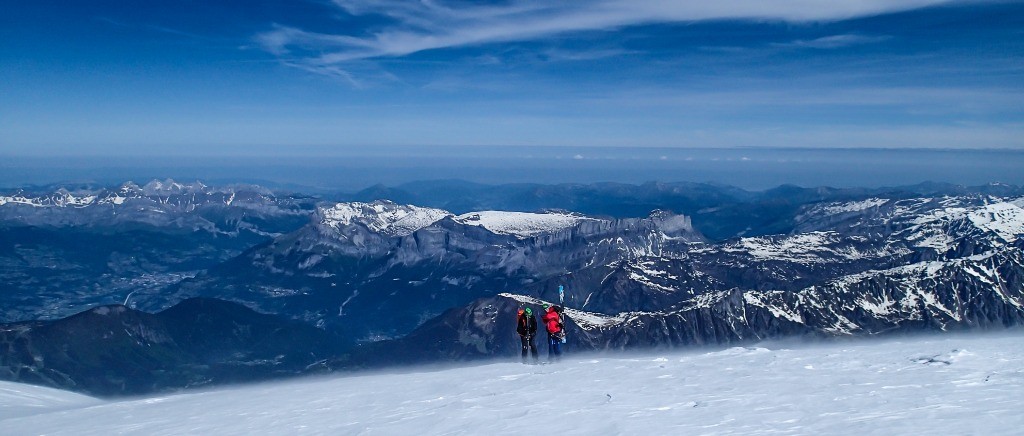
[2,179,1023,395]
[0,180,317,322]
[0,298,340,396]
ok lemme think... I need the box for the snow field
[0,384,99,420]
[454,211,599,238]
[318,201,603,238]
[3,332,1024,435]
[320,202,451,236]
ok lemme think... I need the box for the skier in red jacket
[542,304,564,361]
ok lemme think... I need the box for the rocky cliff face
[167,200,705,341]
[351,195,1024,363]
[3,182,1024,394]
[172,194,1024,363]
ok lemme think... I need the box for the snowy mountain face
[4,333,1024,434]
[4,182,1024,396]
[350,194,1024,363]
[320,202,451,237]
[795,196,1024,254]
[0,180,318,322]
[164,193,1024,366]
[167,200,704,341]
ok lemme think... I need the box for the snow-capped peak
[902,196,1024,248]
[454,211,601,238]
[966,199,1024,243]
[320,201,452,236]
[141,179,208,195]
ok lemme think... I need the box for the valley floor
[3,331,1024,435]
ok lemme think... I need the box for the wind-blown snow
[3,333,1023,434]
[320,202,451,236]
[454,211,600,238]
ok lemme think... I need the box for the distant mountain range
[339,194,1024,365]
[0,180,318,322]
[2,179,1023,395]
[163,200,703,341]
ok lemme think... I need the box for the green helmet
[542,303,550,309]
[524,307,533,315]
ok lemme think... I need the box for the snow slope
[3,333,1023,435]
[0,383,99,420]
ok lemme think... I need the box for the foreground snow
[3,332,1024,435]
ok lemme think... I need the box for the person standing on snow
[543,303,564,361]
[517,307,539,364]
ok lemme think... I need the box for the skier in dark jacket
[542,304,564,361]
[517,307,539,364]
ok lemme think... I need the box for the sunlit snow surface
[454,211,600,238]
[320,202,451,236]
[0,384,99,421]
[3,333,1024,435]
[317,201,603,238]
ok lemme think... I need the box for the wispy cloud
[540,48,638,62]
[773,34,892,49]
[258,0,964,67]
[281,62,364,87]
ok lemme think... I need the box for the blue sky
[1,0,1022,156]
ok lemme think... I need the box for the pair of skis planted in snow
[558,285,567,344]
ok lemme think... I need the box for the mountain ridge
[3,179,1024,396]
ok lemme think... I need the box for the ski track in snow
[3,333,1024,435]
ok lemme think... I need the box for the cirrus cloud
[257,0,965,67]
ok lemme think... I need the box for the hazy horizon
[3,1,1022,191]
[3,146,1023,192]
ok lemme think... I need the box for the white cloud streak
[258,0,964,65]
[772,34,893,49]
